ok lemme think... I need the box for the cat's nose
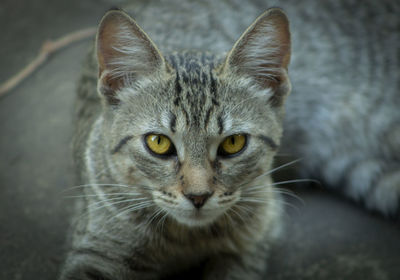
[183,191,214,209]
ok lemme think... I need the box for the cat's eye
[218,134,247,157]
[145,134,175,156]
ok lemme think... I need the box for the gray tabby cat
[61,3,289,280]
[60,0,400,279]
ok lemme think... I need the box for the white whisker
[244,188,305,206]
[228,205,247,225]
[87,197,149,212]
[62,183,151,193]
[104,201,154,224]
[270,178,320,186]
[239,196,301,214]
[253,158,302,180]
[64,192,143,199]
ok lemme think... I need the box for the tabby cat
[59,0,400,279]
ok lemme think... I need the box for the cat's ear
[223,8,291,106]
[96,9,166,105]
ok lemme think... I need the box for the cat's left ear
[96,9,166,105]
[222,8,291,106]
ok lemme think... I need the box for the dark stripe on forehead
[112,135,133,154]
[175,71,182,95]
[170,112,177,133]
[217,115,224,135]
[210,69,217,97]
[212,97,219,107]
[173,96,180,106]
[257,135,279,150]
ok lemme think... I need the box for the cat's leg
[284,130,400,217]
[59,217,160,280]
[203,245,269,280]
[59,252,129,280]
[59,246,160,280]
[344,159,400,217]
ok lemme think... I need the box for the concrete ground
[0,0,399,279]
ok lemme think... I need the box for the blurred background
[0,0,399,279]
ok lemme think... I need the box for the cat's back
[281,0,400,190]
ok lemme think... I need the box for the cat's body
[60,0,400,279]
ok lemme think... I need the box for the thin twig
[0,27,97,98]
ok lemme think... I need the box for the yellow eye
[219,134,247,156]
[145,134,174,155]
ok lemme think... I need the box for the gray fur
[280,0,400,216]
[60,0,400,279]
[61,2,288,279]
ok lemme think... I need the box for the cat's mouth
[153,190,239,227]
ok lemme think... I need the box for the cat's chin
[169,210,222,227]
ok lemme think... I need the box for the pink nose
[183,192,214,209]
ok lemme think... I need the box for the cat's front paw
[365,168,400,217]
[203,254,267,280]
[59,265,112,280]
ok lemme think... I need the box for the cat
[60,3,290,280]
[59,0,400,279]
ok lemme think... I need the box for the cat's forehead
[166,51,220,95]
[167,51,219,76]
[164,51,225,131]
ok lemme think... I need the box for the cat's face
[103,56,283,226]
[96,9,290,227]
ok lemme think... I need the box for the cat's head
[95,8,290,227]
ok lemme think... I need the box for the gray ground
[0,0,399,279]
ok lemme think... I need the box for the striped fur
[60,5,289,280]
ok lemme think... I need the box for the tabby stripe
[169,112,177,133]
[212,97,220,106]
[217,115,224,134]
[112,135,133,154]
[175,71,182,96]
[210,69,217,97]
[258,135,278,150]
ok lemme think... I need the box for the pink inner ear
[95,10,166,105]
[100,72,124,91]
[98,77,121,105]
[96,10,164,78]
[263,10,291,70]
[96,13,127,76]
[226,9,291,89]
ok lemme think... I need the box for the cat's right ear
[96,10,166,105]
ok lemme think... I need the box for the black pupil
[230,136,235,145]
[157,136,161,144]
